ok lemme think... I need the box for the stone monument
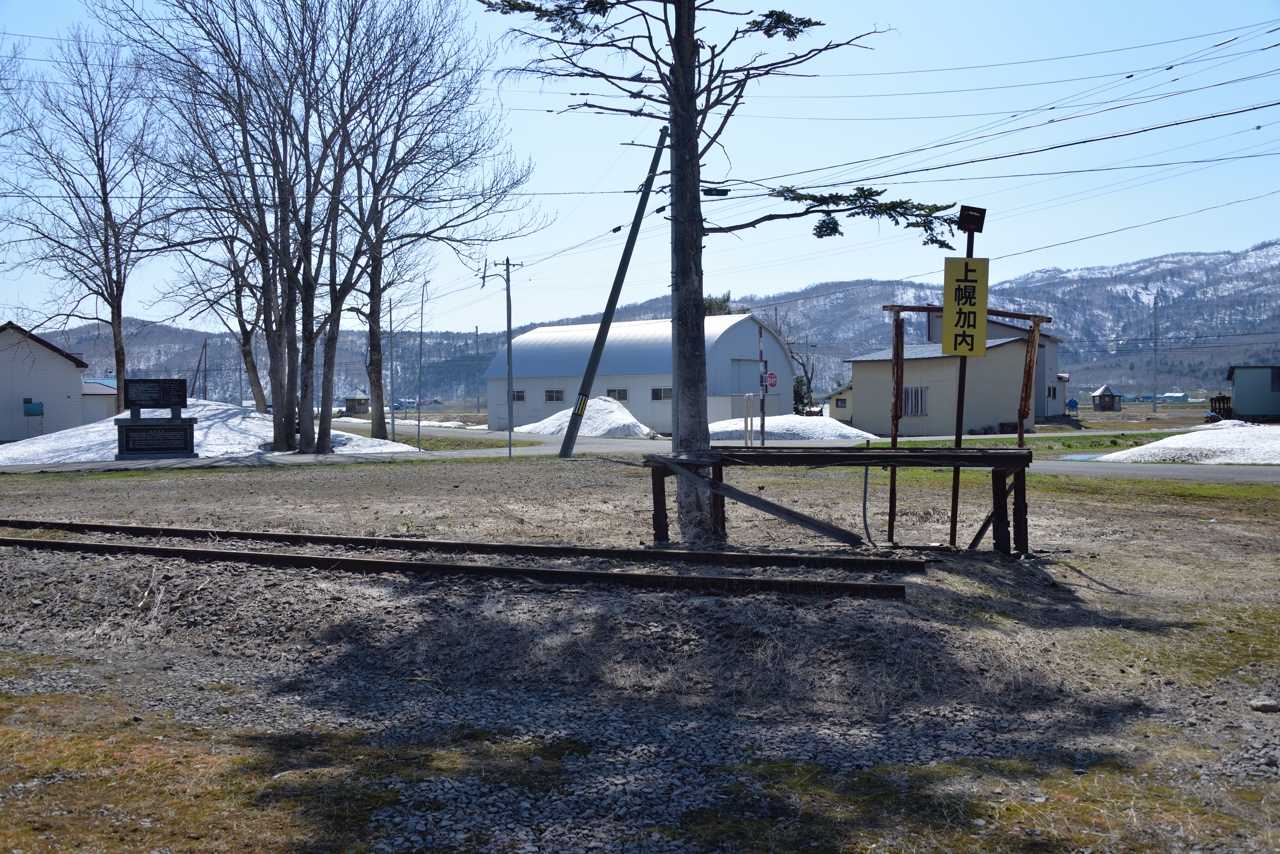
[114,379,199,460]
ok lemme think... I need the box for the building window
[835,398,847,409]
[1048,386,1057,400]
[651,387,673,401]
[1272,367,1280,393]
[512,390,525,403]
[606,388,628,402]
[545,389,564,403]
[903,386,928,417]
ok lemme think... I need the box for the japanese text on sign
[942,257,989,357]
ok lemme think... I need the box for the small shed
[81,381,118,423]
[1226,366,1280,420]
[344,393,370,415]
[1091,384,1122,412]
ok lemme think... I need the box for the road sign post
[946,205,988,547]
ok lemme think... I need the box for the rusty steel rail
[0,518,925,573]
[0,535,906,599]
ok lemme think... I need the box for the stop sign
[766,372,778,389]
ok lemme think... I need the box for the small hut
[344,393,371,415]
[1091,384,1122,412]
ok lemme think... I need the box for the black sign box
[124,378,188,409]
[116,423,197,459]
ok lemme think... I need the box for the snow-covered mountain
[30,240,1280,401]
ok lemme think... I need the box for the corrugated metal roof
[1091,384,1121,397]
[845,337,1025,363]
[82,382,116,395]
[484,315,760,380]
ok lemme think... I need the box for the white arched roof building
[484,314,793,433]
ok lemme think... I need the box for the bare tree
[484,0,957,540]
[0,27,174,413]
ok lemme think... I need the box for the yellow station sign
[942,257,989,357]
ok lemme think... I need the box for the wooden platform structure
[644,447,1033,555]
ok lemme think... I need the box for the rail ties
[0,518,927,573]
[0,534,907,600]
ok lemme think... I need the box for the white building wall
[847,343,1027,437]
[0,327,84,442]
[81,393,117,424]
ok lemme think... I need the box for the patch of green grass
[1088,604,1280,687]
[681,757,1256,853]
[1027,475,1280,519]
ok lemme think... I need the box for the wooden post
[651,465,670,544]
[711,463,726,541]
[1013,467,1029,553]
[887,310,904,544]
[991,468,1011,555]
[1017,320,1042,448]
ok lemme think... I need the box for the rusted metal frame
[1013,467,1029,553]
[882,305,1053,325]
[888,309,904,543]
[966,475,1018,550]
[990,468,1011,555]
[660,458,864,548]
[1017,320,1042,448]
[689,449,1034,468]
[651,464,671,544]
[710,463,727,541]
[0,535,906,599]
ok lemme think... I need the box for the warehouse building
[483,315,793,433]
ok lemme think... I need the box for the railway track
[0,519,917,599]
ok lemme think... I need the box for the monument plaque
[115,378,198,460]
[125,378,187,409]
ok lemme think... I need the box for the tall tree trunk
[284,280,300,450]
[298,272,317,454]
[365,254,388,440]
[239,337,268,412]
[110,304,126,414]
[316,315,342,453]
[670,0,713,541]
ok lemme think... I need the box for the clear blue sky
[4,0,1280,334]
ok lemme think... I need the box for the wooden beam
[660,458,864,548]
[991,469,1011,556]
[882,304,1052,324]
[651,464,670,544]
[1017,320,1042,448]
[889,310,904,543]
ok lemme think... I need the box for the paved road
[1,426,1277,483]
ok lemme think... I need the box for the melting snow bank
[1097,422,1280,465]
[514,396,654,438]
[0,400,409,465]
[709,414,876,442]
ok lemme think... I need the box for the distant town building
[1226,365,1280,421]
[0,321,92,442]
[482,315,792,433]
[1091,384,1122,412]
[830,338,1031,437]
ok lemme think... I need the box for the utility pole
[475,326,481,414]
[560,125,668,458]
[483,258,522,458]
[1152,289,1159,414]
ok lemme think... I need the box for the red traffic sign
[766,372,778,389]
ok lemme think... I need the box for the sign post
[944,205,989,547]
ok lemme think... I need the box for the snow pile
[1097,422,1280,465]
[1190,419,1256,431]
[709,414,876,442]
[0,400,410,465]
[514,396,652,438]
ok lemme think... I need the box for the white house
[483,315,793,433]
[0,322,91,442]
[81,380,118,423]
[830,338,1030,437]
[927,309,1067,419]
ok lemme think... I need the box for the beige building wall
[0,327,85,442]
[843,342,1028,437]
